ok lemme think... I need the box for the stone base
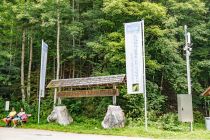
[102,105,125,129]
[47,106,73,126]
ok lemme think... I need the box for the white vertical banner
[38,40,48,124]
[39,40,48,97]
[125,21,145,94]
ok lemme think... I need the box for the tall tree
[72,0,75,78]
[27,36,33,102]
[55,0,61,105]
[21,28,26,102]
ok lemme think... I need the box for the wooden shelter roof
[201,86,210,96]
[47,74,126,88]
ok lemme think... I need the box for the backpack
[21,114,28,122]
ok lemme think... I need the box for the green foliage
[122,81,166,119]
[0,0,209,129]
[194,110,205,123]
[157,113,182,131]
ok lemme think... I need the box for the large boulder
[102,105,125,129]
[47,106,73,126]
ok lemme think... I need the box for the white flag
[125,21,145,94]
[39,40,48,97]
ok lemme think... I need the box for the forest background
[0,0,209,131]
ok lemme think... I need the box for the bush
[127,117,144,127]
[121,81,166,119]
[157,113,182,131]
[194,110,204,123]
[62,96,112,119]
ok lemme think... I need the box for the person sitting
[12,108,31,127]
[2,107,17,127]
[12,108,26,128]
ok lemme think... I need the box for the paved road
[0,127,152,140]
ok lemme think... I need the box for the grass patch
[10,117,209,140]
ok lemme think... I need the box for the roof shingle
[47,74,126,88]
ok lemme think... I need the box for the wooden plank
[57,89,119,98]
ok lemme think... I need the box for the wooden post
[58,87,62,105]
[54,88,57,107]
[113,85,117,105]
[58,98,62,105]
[58,89,62,105]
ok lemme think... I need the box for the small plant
[157,113,182,131]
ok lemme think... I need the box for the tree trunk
[54,57,56,79]
[62,62,65,78]
[72,0,75,78]
[27,37,33,102]
[160,72,164,92]
[56,0,60,82]
[21,29,26,102]
[54,0,61,106]
[9,25,13,74]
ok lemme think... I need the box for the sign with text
[39,41,48,97]
[125,21,145,94]
[5,101,9,111]
[57,89,119,98]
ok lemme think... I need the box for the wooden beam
[201,86,210,96]
[57,89,119,98]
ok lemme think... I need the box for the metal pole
[142,20,147,131]
[38,40,44,124]
[185,25,192,95]
[184,25,193,131]
[38,89,41,124]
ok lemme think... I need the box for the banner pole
[38,89,41,124]
[38,40,43,124]
[142,20,147,131]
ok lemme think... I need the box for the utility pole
[183,25,193,131]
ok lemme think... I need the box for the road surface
[0,127,152,140]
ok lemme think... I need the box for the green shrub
[127,117,144,127]
[193,110,204,123]
[157,113,182,131]
[121,81,166,119]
